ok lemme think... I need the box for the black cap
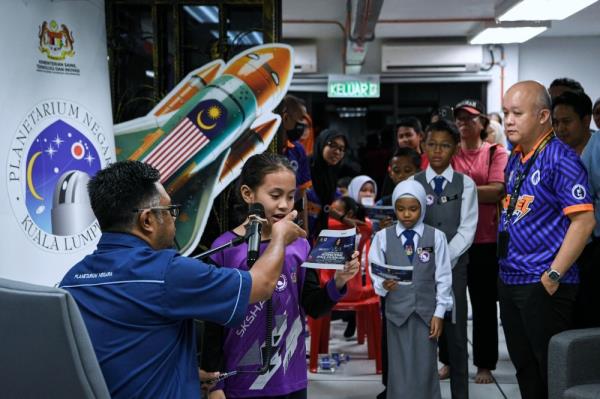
[455,99,485,116]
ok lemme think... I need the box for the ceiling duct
[345,0,384,74]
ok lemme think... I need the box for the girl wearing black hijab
[306,129,349,244]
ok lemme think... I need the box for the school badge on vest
[418,250,430,263]
[426,194,435,206]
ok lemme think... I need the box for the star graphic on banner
[45,145,57,158]
[85,153,96,166]
[52,134,64,148]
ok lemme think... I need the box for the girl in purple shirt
[203,153,359,399]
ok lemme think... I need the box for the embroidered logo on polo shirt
[531,170,540,185]
[572,184,586,200]
[275,274,288,292]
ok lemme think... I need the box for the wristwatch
[546,268,561,283]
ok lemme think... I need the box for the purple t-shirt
[210,232,311,397]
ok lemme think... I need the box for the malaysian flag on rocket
[143,99,227,182]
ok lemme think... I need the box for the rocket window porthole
[247,53,259,60]
[271,72,280,86]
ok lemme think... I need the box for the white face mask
[361,197,374,206]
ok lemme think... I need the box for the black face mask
[286,122,306,142]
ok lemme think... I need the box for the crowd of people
[58,77,599,399]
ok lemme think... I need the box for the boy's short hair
[425,119,461,144]
[391,147,422,170]
[397,116,423,133]
[552,91,593,119]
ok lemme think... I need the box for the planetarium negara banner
[0,0,115,286]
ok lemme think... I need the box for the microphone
[246,203,265,266]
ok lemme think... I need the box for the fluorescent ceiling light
[469,21,550,44]
[498,0,598,21]
[470,26,547,44]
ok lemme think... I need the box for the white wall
[518,35,600,102]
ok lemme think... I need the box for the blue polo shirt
[59,232,251,399]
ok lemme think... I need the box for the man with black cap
[450,99,508,386]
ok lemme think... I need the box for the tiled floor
[307,317,521,399]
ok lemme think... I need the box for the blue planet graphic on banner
[7,99,113,253]
[25,119,100,235]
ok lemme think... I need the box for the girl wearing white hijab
[337,175,378,338]
[347,175,377,206]
[369,180,453,399]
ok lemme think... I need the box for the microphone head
[248,203,265,218]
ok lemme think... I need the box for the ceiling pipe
[345,0,384,73]
[282,16,498,73]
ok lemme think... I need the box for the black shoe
[343,318,356,339]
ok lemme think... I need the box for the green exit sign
[328,74,380,98]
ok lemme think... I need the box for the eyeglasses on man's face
[133,204,181,218]
[325,141,346,153]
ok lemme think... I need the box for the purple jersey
[210,232,311,397]
[284,140,312,192]
[499,132,593,284]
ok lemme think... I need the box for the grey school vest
[384,224,437,327]
[414,171,468,267]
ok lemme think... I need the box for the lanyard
[503,133,555,228]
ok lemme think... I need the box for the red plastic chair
[308,218,382,374]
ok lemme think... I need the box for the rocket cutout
[114,44,294,254]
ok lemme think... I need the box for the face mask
[361,197,374,206]
[286,122,306,141]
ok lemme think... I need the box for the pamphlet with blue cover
[370,262,413,284]
[364,205,395,221]
[364,205,395,232]
[302,228,356,270]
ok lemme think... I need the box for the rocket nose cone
[223,44,293,113]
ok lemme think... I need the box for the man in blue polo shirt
[59,160,305,399]
[499,81,595,399]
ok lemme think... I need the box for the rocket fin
[114,113,173,161]
[218,112,281,189]
[150,60,225,116]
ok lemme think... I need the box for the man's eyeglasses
[425,142,454,151]
[133,204,181,218]
[326,141,346,153]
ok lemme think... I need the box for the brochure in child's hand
[364,205,395,221]
[302,228,356,270]
[371,262,413,284]
[364,205,395,232]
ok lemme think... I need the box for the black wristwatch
[546,268,561,283]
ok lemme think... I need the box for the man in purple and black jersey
[499,81,595,399]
